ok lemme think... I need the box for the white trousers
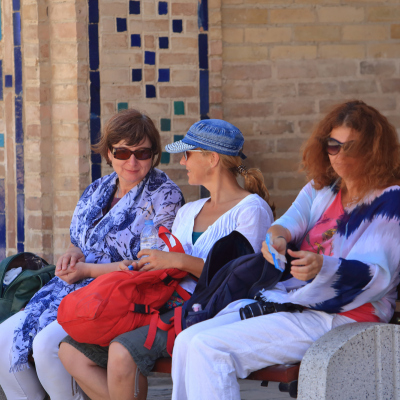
[171,305,353,400]
[0,312,85,400]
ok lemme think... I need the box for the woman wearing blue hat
[59,119,276,400]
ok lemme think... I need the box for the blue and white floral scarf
[11,168,183,372]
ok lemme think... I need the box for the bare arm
[121,249,205,278]
[55,261,132,284]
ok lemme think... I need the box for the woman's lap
[61,309,174,376]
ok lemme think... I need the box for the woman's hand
[55,262,90,284]
[119,260,137,271]
[261,236,287,264]
[56,245,85,273]
[287,249,323,281]
[134,249,182,272]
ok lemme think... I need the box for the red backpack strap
[175,285,191,302]
[158,227,185,254]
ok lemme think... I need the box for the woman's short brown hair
[302,100,400,194]
[92,109,162,167]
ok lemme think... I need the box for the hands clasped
[55,246,87,284]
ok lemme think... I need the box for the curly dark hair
[92,109,161,167]
[302,100,400,195]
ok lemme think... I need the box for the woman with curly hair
[170,100,400,400]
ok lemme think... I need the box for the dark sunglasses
[325,138,355,156]
[112,147,153,161]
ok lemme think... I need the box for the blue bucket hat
[165,119,246,159]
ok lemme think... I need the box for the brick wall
[0,0,399,260]
[217,1,400,216]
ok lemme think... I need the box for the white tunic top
[168,193,274,293]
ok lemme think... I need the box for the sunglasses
[183,150,203,160]
[325,138,355,156]
[112,147,153,161]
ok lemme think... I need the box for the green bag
[0,252,56,323]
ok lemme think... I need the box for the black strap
[162,275,174,285]
[133,304,150,314]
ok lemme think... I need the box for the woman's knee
[108,342,136,379]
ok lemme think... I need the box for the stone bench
[152,310,400,399]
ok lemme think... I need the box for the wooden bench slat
[247,363,300,383]
[152,358,300,383]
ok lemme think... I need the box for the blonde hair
[218,153,276,219]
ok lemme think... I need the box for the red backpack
[57,227,190,349]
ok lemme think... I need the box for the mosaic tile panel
[96,0,207,181]
[89,0,101,182]
[12,0,24,251]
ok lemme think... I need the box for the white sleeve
[235,205,274,253]
[273,182,314,243]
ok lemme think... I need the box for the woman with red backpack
[59,119,276,400]
[0,109,184,400]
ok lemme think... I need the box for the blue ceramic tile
[0,134,4,148]
[5,75,12,88]
[0,61,2,101]
[158,1,168,15]
[17,193,24,246]
[174,134,184,141]
[158,68,170,82]
[131,34,141,47]
[91,152,101,164]
[16,143,24,191]
[88,0,99,24]
[159,37,169,49]
[160,152,170,164]
[197,0,208,31]
[174,101,185,115]
[91,163,102,182]
[17,242,24,253]
[13,12,21,46]
[15,96,23,144]
[90,116,101,144]
[0,179,5,213]
[132,69,142,82]
[118,102,129,111]
[145,51,155,65]
[198,34,208,70]
[116,18,127,32]
[146,85,156,98]
[90,71,100,116]
[200,70,209,117]
[172,20,183,33]
[160,118,171,131]
[14,47,22,95]
[0,213,6,260]
[129,1,140,15]
[88,25,99,71]
[12,0,20,11]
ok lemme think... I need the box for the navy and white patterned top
[11,168,184,372]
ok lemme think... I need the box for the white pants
[171,305,353,400]
[0,312,85,400]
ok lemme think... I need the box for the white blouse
[168,194,274,293]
